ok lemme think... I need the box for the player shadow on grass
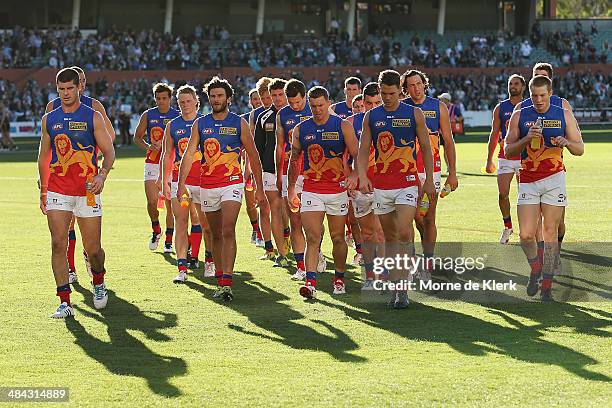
[154,252,177,267]
[317,264,611,383]
[64,283,187,398]
[184,270,366,363]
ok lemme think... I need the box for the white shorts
[200,183,244,212]
[498,158,521,175]
[144,163,160,182]
[352,191,374,218]
[418,171,442,193]
[373,186,419,215]
[263,172,278,192]
[301,191,349,216]
[518,172,567,207]
[282,174,304,198]
[171,182,201,204]
[46,191,102,218]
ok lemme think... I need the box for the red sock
[297,260,305,271]
[67,230,76,271]
[190,232,202,259]
[92,269,106,285]
[256,228,263,240]
[215,269,223,285]
[152,221,161,235]
[57,285,71,305]
[165,228,174,245]
[527,257,541,276]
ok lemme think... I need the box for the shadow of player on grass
[64,283,187,398]
[184,270,365,363]
[318,291,611,382]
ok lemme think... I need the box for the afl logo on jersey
[375,121,386,128]
[176,128,187,135]
[305,134,315,142]
[524,121,535,128]
[203,128,213,135]
[150,119,160,124]
[52,123,63,131]
[286,119,296,126]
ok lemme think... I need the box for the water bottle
[530,117,543,150]
[86,174,95,206]
[439,184,452,198]
[418,194,430,217]
[180,193,190,209]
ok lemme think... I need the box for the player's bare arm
[555,109,584,156]
[92,99,117,143]
[287,123,302,202]
[133,111,150,150]
[487,104,502,171]
[37,113,52,215]
[356,111,373,193]
[159,123,174,198]
[241,117,266,205]
[341,119,359,190]
[439,100,458,189]
[90,111,115,195]
[415,107,435,199]
[275,114,285,190]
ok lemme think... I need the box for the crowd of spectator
[1,70,609,133]
[2,24,609,71]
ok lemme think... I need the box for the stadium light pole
[256,0,265,35]
[436,0,446,35]
[71,0,81,29]
[347,0,356,40]
[164,0,174,34]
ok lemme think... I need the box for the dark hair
[56,68,80,85]
[508,73,526,87]
[345,76,362,88]
[378,70,401,88]
[204,76,234,99]
[532,62,553,79]
[403,69,429,91]
[70,66,85,76]
[269,78,287,92]
[248,89,259,99]
[352,94,363,105]
[363,82,380,97]
[284,79,307,98]
[152,82,174,97]
[307,86,329,100]
[529,75,553,91]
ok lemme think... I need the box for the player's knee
[519,230,535,242]
[221,224,236,240]
[51,236,68,254]
[498,192,509,201]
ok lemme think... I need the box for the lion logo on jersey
[524,143,563,173]
[303,144,343,181]
[50,134,96,177]
[202,138,241,176]
[376,131,415,174]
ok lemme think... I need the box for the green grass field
[0,141,610,406]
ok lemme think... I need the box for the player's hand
[359,175,373,194]
[176,183,188,202]
[553,136,571,148]
[345,170,358,191]
[276,176,283,193]
[423,177,436,202]
[162,183,171,200]
[255,189,267,207]
[527,125,542,141]
[485,160,496,174]
[446,172,459,191]
[90,174,106,195]
[39,193,48,215]
[347,189,357,199]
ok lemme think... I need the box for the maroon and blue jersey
[278,103,311,175]
[517,104,566,183]
[299,114,346,194]
[331,100,352,119]
[46,103,97,196]
[197,112,244,188]
[145,106,180,164]
[498,98,520,160]
[169,113,202,184]
[367,103,419,189]
[403,96,442,173]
